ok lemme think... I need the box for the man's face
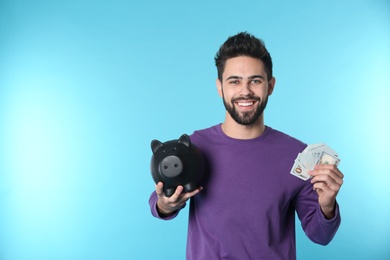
[217,56,275,125]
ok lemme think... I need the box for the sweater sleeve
[293,181,341,245]
[148,191,184,220]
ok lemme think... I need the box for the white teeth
[238,102,253,107]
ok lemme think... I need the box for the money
[290,143,340,181]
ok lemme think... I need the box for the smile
[237,102,254,107]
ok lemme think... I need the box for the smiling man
[149,32,343,259]
[217,55,274,138]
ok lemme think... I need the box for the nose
[239,81,254,96]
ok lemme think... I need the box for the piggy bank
[150,134,204,197]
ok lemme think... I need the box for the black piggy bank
[150,134,204,197]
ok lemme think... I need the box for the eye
[251,79,262,84]
[229,80,239,85]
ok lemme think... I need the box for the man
[149,32,343,259]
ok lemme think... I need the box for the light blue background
[1,0,389,259]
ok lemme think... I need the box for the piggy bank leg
[164,188,176,197]
[184,182,197,193]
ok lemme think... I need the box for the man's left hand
[309,164,344,219]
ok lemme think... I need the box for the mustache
[231,95,261,103]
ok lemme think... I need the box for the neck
[221,114,266,139]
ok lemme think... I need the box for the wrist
[320,205,336,220]
[156,201,176,218]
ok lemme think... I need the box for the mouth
[234,100,258,110]
[237,101,255,107]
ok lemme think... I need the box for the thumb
[155,182,164,196]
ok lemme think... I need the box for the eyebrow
[225,75,265,81]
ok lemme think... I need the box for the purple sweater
[149,125,341,259]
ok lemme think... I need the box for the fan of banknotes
[290,143,340,181]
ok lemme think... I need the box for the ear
[216,78,223,98]
[178,134,191,148]
[268,77,276,96]
[151,139,164,154]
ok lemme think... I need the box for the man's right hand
[155,182,203,217]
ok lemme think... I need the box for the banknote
[290,143,340,180]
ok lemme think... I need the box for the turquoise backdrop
[1,0,389,259]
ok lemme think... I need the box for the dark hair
[214,32,273,81]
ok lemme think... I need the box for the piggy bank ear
[151,139,164,154]
[178,134,191,148]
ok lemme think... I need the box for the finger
[314,164,344,179]
[313,181,339,195]
[311,168,344,187]
[311,174,342,191]
[168,185,184,202]
[311,167,342,182]
[309,166,343,185]
[181,186,203,200]
[155,182,164,196]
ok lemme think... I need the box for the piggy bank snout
[160,155,183,178]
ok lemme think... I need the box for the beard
[222,93,268,126]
